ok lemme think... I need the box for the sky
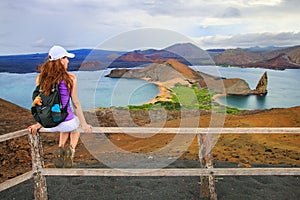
[1,0,300,55]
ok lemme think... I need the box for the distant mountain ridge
[243,46,285,53]
[1,43,300,73]
[214,45,300,70]
[0,49,123,73]
[111,43,300,70]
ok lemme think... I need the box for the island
[105,59,268,105]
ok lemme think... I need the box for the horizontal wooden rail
[39,127,300,134]
[2,127,299,143]
[42,168,300,177]
[1,127,299,144]
[0,171,33,192]
[0,129,28,142]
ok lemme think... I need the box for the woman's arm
[28,123,42,135]
[69,73,92,133]
[35,75,40,86]
[28,75,42,135]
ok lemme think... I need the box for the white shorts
[44,116,79,133]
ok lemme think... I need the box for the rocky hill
[109,43,216,67]
[109,48,193,68]
[106,59,267,96]
[214,45,300,69]
[164,43,213,65]
[0,98,35,134]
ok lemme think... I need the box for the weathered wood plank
[28,132,48,200]
[3,128,300,142]
[0,129,28,142]
[40,127,300,134]
[198,133,217,199]
[0,171,33,192]
[41,168,300,177]
[208,175,217,200]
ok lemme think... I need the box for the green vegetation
[223,107,240,114]
[170,84,213,110]
[126,83,240,114]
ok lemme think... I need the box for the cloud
[195,32,300,49]
[245,0,283,6]
[99,28,192,51]
[220,7,241,18]
[1,0,300,54]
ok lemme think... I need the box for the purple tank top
[59,80,74,121]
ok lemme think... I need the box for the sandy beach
[146,81,171,104]
[212,93,227,102]
[212,93,227,108]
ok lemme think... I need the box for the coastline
[212,93,227,101]
[212,93,227,106]
[145,81,171,104]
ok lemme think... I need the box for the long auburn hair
[38,58,73,95]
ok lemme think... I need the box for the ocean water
[191,66,300,110]
[0,70,159,110]
[1,66,299,110]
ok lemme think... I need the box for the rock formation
[222,78,253,95]
[253,71,268,95]
[106,59,267,96]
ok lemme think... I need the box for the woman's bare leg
[69,131,80,149]
[59,132,70,148]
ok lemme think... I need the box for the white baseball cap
[48,45,75,61]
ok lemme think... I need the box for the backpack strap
[62,96,71,111]
[35,84,53,95]
[54,83,71,111]
[51,84,56,92]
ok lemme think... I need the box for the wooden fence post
[28,131,48,200]
[198,133,217,200]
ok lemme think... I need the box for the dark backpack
[31,84,69,128]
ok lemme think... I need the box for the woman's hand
[81,124,92,134]
[28,123,42,135]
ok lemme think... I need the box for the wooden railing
[1,127,300,200]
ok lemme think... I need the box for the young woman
[28,45,92,168]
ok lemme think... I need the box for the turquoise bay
[0,66,299,110]
[0,70,159,110]
[191,66,300,110]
